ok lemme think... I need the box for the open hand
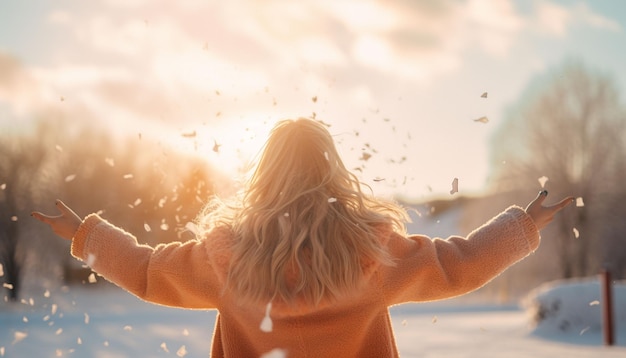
[525,190,575,231]
[32,200,82,241]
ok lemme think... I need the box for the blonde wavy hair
[198,118,409,305]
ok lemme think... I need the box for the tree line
[459,60,626,300]
[1,118,228,302]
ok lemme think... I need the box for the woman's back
[33,117,573,357]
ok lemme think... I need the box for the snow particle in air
[260,302,273,332]
[450,178,459,195]
[575,197,584,207]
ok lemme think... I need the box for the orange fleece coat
[70,205,539,357]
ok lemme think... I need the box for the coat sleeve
[380,205,540,305]
[70,214,227,309]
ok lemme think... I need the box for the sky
[1,0,625,201]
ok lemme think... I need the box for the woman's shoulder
[199,225,235,275]
[199,225,235,249]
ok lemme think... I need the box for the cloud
[572,2,621,32]
[534,1,571,36]
[3,0,622,134]
[533,1,621,36]
[0,52,46,116]
[0,0,526,136]
[463,0,525,56]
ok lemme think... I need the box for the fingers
[31,211,54,224]
[55,199,72,215]
[528,190,548,209]
[548,196,576,213]
[32,199,74,224]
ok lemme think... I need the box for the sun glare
[161,116,276,177]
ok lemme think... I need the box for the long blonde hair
[198,118,408,305]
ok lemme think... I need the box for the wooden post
[601,269,615,346]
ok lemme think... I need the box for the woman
[33,118,574,357]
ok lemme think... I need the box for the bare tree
[0,132,48,301]
[489,60,626,279]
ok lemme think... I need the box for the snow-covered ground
[1,280,625,357]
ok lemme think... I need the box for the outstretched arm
[382,191,574,304]
[31,200,82,240]
[33,200,224,309]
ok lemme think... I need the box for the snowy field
[1,281,625,358]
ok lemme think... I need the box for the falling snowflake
[182,328,189,336]
[86,254,96,267]
[55,328,63,335]
[0,183,5,190]
[327,197,337,203]
[573,228,580,238]
[44,289,50,298]
[144,223,152,232]
[12,331,27,344]
[181,131,197,138]
[77,337,82,345]
[10,216,17,222]
[84,313,90,324]
[360,152,372,161]
[123,174,134,180]
[260,348,287,358]
[3,283,13,290]
[537,176,549,188]
[580,326,590,336]
[185,222,199,236]
[160,342,170,353]
[213,140,221,153]
[324,151,329,161]
[283,213,289,217]
[88,273,97,284]
[450,178,459,195]
[55,145,63,152]
[123,325,132,331]
[65,174,77,182]
[473,116,489,123]
[260,302,273,332]
[576,197,585,207]
[589,300,600,306]
[176,345,187,357]
[0,263,3,277]
[104,158,115,167]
